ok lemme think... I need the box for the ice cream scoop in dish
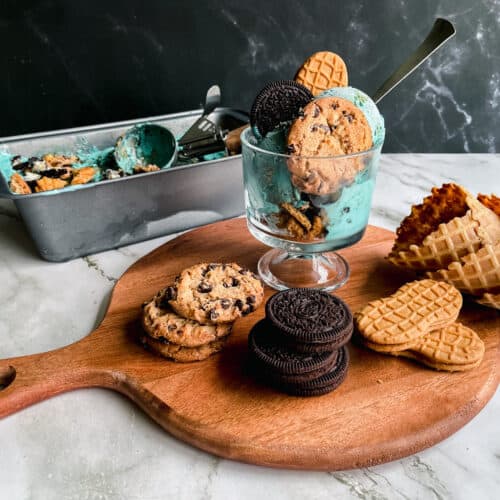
[241,125,382,292]
[241,18,455,291]
[114,124,177,174]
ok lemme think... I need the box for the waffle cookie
[388,184,500,271]
[355,279,462,346]
[368,323,485,372]
[294,51,348,96]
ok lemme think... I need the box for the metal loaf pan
[0,109,247,261]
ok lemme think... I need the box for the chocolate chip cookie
[288,97,372,156]
[286,97,372,195]
[168,263,264,324]
[142,288,233,347]
[141,334,228,362]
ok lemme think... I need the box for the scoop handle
[371,18,456,104]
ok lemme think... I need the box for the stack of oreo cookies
[248,288,353,396]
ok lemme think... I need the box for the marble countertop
[0,154,498,500]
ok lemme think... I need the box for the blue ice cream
[0,123,177,196]
[304,86,384,240]
[318,86,385,147]
[114,124,177,174]
[242,126,301,220]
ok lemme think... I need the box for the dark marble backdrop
[1,0,499,152]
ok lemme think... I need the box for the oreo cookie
[250,343,349,397]
[265,288,353,351]
[248,319,337,377]
[250,80,313,138]
[250,351,339,385]
[283,346,349,397]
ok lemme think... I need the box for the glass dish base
[258,248,350,292]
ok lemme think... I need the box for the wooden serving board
[0,219,498,470]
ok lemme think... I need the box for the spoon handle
[371,18,456,104]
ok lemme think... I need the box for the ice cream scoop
[318,87,385,148]
[114,124,177,174]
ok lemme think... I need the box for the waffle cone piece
[478,193,500,217]
[476,292,500,310]
[355,279,462,345]
[427,242,500,296]
[388,184,500,271]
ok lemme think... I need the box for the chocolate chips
[165,286,177,301]
[220,299,231,309]
[197,282,212,293]
[234,299,244,311]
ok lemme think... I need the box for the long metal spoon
[372,18,456,103]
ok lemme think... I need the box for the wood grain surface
[0,219,498,470]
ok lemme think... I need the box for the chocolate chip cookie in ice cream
[286,96,372,195]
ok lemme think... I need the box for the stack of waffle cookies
[355,279,485,371]
[248,288,353,396]
[387,184,500,309]
[141,263,264,362]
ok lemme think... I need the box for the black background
[1,0,498,152]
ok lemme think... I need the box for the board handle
[0,340,112,419]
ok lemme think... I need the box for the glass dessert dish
[241,126,383,291]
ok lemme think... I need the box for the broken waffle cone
[388,184,500,271]
[476,292,500,310]
[355,279,462,345]
[478,193,500,217]
[427,242,500,296]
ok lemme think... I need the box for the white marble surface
[0,154,498,500]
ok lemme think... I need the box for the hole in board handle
[0,366,16,391]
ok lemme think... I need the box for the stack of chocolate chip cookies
[141,262,264,362]
[248,288,353,396]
